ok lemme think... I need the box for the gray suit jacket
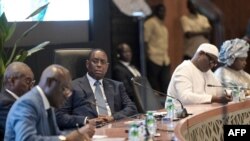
[56,75,138,129]
[4,87,61,141]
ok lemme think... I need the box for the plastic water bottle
[165,98,175,119]
[164,98,175,131]
[145,111,156,137]
[137,121,145,141]
[128,123,139,141]
[239,86,246,101]
[232,87,240,102]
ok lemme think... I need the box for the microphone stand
[132,78,190,118]
[207,84,250,90]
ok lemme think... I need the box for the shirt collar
[5,89,19,100]
[120,60,130,66]
[87,73,103,86]
[36,86,50,110]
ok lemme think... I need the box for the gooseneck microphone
[131,77,189,118]
[207,84,250,90]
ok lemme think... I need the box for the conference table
[94,99,250,141]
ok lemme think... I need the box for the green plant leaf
[14,50,28,62]
[20,22,39,40]
[0,13,8,33]
[26,3,50,20]
[6,22,39,65]
[0,56,5,79]
[0,13,9,42]
[27,41,50,56]
[5,23,16,42]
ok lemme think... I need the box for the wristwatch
[58,135,67,141]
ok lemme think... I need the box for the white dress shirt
[120,61,141,77]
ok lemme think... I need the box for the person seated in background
[214,38,250,93]
[112,43,141,103]
[0,62,34,141]
[167,43,232,106]
[56,49,138,130]
[4,64,95,141]
[181,0,211,60]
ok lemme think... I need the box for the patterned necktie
[94,81,108,115]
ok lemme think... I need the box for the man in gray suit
[56,49,138,130]
[0,62,34,141]
[5,65,95,141]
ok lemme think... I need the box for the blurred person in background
[144,3,171,93]
[180,0,211,60]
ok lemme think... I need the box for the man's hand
[98,115,114,122]
[66,130,90,141]
[78,123,96,138]
[212,95,232,104]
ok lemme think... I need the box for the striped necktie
[94,81,108,115]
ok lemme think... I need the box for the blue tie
[94,81,108,115]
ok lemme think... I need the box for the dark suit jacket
[4,87,61,141]
[56,75,138,129]
[0,90,16,141]
[112,62,138,102]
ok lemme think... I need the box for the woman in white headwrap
[214,38,250,91]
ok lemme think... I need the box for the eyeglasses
[17,75,35,86]
[205,53,218,67]
[90,59,109,65]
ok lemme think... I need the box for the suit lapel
[32,88,59,135]
[4,90,18,102]
[79,76,98,115]
[119,62,134,77]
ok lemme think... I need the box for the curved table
[94,100,250,141]
[175,100,250,141]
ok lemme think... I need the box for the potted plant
[0,3,50,90]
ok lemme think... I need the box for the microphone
[207,84,250,90]
[131,77,189,118]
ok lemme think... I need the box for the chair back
[131,77,165,113]
[54,48,91,80]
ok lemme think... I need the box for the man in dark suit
[56,49,138,130]
[112,43,141,102]
[5,65,95,141]
[0,62,34,141]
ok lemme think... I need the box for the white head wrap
[219,38,250,66]
[196,43,219,57]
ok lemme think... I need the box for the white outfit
[214,67,250,87]
[167,60,223,106]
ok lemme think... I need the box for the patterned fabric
[182,108,250,141]
[94,81,108,115]
[214,67,250,88]
[219,38,250,66]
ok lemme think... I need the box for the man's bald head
[3,62,34,96]
[39,64,72,108]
